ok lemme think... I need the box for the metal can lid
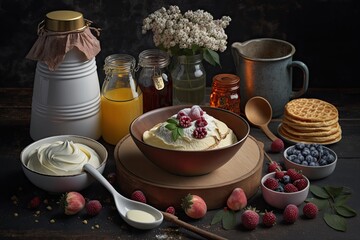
[45,10,85,32]
[212,74,240,87]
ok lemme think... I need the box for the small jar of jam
[210,74,240,114]
[137,49,172,113]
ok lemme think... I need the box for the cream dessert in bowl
[26,140,101,176]
[143,105,237,151]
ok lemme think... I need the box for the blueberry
[319,159,328,166]
[297,154,305,162]
[293,158,301,164]
[302,149,311,156]
[305,155,314,162]
[295,143,305,150]
[309,162,316,166]
[275,185,284,192]
[283,175,291,184]
[288,155,297,161]
[327,154,336,163]
[286,147,295,155]
[311,150,319,158]
[301,161,309,166]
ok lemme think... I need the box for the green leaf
[203,48,221,67]
[335,194,351,206]
[177,127,184,137]
[222,210,236,230]
[310,185,330,199]
[165,123,177,131]
[324,186,344,199]
[172,129,179,141]
[335,205,357,218]
[323,213,347,232]
[166,118,178,125]
[305,197,329,211]
[211,210,225,225]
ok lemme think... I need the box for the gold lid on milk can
[45,10,86,32]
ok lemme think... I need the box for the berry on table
[262,210,276,227]
[165,206,176,215]
[241,207,260,230]
[226,187,247,211]
[303,202,318,219]
[181,194,207,219]
[60,192,85,215]
[131,190,147,203]
[86,200,102,216]
[283,204,299,224]
[271,138,284,153]
[28,196,41,209]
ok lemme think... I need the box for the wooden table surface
[0,88,359,240]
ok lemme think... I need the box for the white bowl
[283,145,337,180]
[20,135,107,193]
[261,171,310,209]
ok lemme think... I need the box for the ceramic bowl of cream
[20,135,107,193]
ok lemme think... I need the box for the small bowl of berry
[283,143,337,180]
[261,169,310,209]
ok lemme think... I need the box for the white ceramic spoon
[83,164,163,230]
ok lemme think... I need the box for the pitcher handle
[289,61,309,99]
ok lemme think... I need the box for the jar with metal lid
[101,54,143,145]
[137,49,172,113]
[210,74,240,114]
[26,10,102,140]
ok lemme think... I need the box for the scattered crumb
[50,219,55,223]
[83,220,88,224]
[94,224,100,229]
[46,206,52,211]
[14,213,19,217]
[35,219,39,223]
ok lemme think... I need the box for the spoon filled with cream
[83,164,163,229]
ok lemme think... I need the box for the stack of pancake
[278,98,342,144]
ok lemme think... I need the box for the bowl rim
[283,144,338,169]
[261,171,310,195]
[20,135,108,177]
[129,105,250,152]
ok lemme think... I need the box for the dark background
[1,0,359,89]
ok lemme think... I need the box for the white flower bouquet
[142,5,231,67]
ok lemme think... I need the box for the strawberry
[165,206,176,215]
[226,188,247,211]
[270,138,284,153]
[60,192,85,215]
[284,183,298,193]
[283,204,299,224]
[28,196,41,209]
[241,207,259,230]
[303,202,318,219]
[86,200,102,216]
[286,169,303,181]
[264,177,279,191]
[131,190,147,203]
[267,161,281,173]
[181,194,207,219]
[262,210,276,227]
[294,178,308,191]
[188,105,204,121]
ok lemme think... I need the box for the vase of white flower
[171,54,206,105]
[142,5,231,105]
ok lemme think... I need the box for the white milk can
[26,10,101,140]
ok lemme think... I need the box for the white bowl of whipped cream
[20,135,108,193]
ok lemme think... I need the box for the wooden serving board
[114,135,263,210]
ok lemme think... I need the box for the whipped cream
[26,140,101,175]
[143,109,237,150]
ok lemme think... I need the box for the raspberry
[193,127,207,139]
[274,170,285,180]
[303,202,318,219]
[264,177,279,191]
[267,162,281,173]
[284,183,298,193]
[28,196,41,209]
[195,117,208,127]
[286,169,303,181]
[283,204,299,224]
[262,210,276,227]
[271,138,284,153]
[241,207,259,230]
[85,200,102,216]
[165,206,176,215]
[189,105,204,120]
[179,115,192,128]
[294,178,308,191]
[131,190,147,203]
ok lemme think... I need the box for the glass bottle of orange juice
[101,54,143,145]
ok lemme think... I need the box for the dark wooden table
[1,88,359,240]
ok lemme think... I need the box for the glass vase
[171,54,206,105]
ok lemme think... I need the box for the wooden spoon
[245,96,278,141]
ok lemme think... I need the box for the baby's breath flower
[142,5,231,66]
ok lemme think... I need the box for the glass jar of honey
[210,74,240,114]
[101,54,143,145]
[137,49,172,113]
